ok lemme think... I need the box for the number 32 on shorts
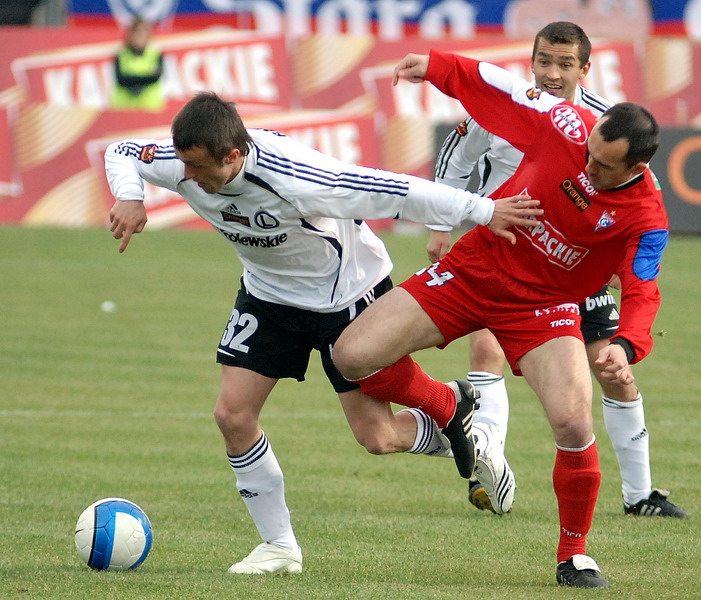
[220,309,258,353]
[416,263,455,287]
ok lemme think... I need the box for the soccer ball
[74,498,153,571]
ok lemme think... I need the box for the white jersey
[431,84,611,231]
[106,128,495,312]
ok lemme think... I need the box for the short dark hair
[128,16,149,33]
[599,102,660,167]
[532,21,592,67]
[172,92,252,161]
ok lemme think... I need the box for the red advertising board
[10,28,291,110]
[1,27,700,230]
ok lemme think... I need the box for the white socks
[401,408,453,458]
[472,422,493,457]
[227,433,300,554]
[400,373,509,460]
[468,371,509,447]
[602,394,652,504]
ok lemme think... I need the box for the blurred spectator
[111,16,165,111]
[503,0,652,38]
[0,0,45,24]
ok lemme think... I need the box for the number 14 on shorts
[416,263,455,287]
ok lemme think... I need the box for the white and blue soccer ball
[74,498,153,571]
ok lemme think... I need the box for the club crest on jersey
[517,217,589,270]
[595,210,616,231]
[254,211,279,230]
[550,106,588,145]
[221,203,251,226]
[139,145,157,163]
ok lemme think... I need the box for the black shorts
[579,285,620,344]
[216,277,392,393]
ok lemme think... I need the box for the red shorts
[399,256,583,376]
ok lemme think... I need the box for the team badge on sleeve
[139,145,157,163]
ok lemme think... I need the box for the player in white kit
[105,91,542,574]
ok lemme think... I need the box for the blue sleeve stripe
[633,229,668,280]
[580,88,612,114]
[114,141,176,160]
[258,150,409,192]
[257,148,410,196]
[258,160,408,196]
[114,142,142,157]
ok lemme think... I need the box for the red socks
[356,355,456,428]
[553,440,601,563]
[362,357,601,565]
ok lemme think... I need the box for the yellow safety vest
[111,45,164,111]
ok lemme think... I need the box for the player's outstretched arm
[110,200,147,253]
[488,195,543,245]
[392,53,430,85]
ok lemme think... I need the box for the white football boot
[473,423,516,514]
[227,542,303,574]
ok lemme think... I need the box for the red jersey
[426,50,668,363]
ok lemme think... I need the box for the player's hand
[109,200,147,253]
[594,344,635,386]
[607,274,622,289]
[488,195,543,244]
[427,230,452,262]
[392,53,430,85]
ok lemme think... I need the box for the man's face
[129,23,151,51]
[176,145,242,194]
[531,39,590,103]
[585,119,644,190]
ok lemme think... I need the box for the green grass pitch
[1,226,699,600]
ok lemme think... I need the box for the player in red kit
[333,51,667,589]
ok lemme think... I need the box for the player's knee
[213,395,256,439]
[213,397,231,430]
[331,339,364,380]
[551,417,593,448]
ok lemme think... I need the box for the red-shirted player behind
[333,51,668,589]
